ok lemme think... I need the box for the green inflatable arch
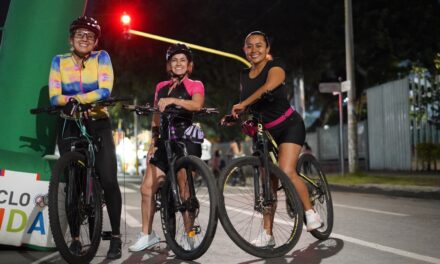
[0,0,86,181]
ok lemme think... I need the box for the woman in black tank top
[229,31,323,246]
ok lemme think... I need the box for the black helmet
[166,43,193,62]
[70,16,101,38]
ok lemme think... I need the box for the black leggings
[57,118,121,236]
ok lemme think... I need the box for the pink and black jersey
[154,77,205,138]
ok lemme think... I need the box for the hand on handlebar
[220,114,239,126]
[231,103,245,119]
[62,98,79,117]
[158,98,176,112]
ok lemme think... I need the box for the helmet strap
[170,72,188,80]
[72,50,91,69]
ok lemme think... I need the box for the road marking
[120,186,137,193]
[223,204,440,264]
[332,233,440,264]
[104,205,142,227]
[334,203,409,216]
[30,252,59,264]
[121,205,142,227]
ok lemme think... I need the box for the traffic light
[121,12,131,39]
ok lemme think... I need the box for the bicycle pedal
[190,225,201,235]
[101,231,112,240]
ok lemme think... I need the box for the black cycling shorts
[267,111,305,147]
[150,138,202,173]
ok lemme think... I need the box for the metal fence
[367,79,412,170]
[366,77,440,170]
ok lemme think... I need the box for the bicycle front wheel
[218,156,303,258]
[297,153,333,240]
[160,155,219,260]
[48,152,103,264]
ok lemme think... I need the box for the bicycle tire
[297,153,333,240]
[48,152,103,264]
[160,155,219,260]
[218,156,303,258]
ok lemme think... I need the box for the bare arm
[231,66,285,117]
[157,93,204,112]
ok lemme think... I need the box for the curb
[329,183,440,200]
[117,175,440,200]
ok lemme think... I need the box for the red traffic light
[121,12,131,25]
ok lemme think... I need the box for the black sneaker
[69,240,82,255]
[107,237,122,259]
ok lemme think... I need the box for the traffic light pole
[127,29,251,67]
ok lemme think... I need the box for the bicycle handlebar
[123,104,219,117]
[30,97,133,115]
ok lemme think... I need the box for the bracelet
[151,126,159,138]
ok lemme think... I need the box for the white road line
[120,186,137,193]
[223,204,440,264]
[123,204,141,210]
[121,205,142,227]
[334,203,409,216]
[332,233,440,264]
[105,205,142,227]
[30,252,59,264]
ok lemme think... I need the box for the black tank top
[240,58,291,124]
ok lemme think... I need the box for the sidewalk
[329,183,440,200]
[118,174,440,200]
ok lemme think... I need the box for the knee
[279,166,297,179]
[140,183,155,199]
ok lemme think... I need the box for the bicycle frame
[252,118,322,201]
[162,113,196,212]
[246,114,321,209]
[62,113,99,208]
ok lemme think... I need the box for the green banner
[0,0,86,180]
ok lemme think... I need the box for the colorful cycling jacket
[48,50,113,118]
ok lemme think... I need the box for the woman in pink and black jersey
[129,43,205,252]
[228,31,323,247]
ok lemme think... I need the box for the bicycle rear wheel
[218,156,303,258]
[297,153,333,240]
[160,155,219,260]
[48,152,103,264]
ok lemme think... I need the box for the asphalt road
[1,183,440,264]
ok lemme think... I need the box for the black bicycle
[30,97,129,264]
[218,113,333,258]
[124,104,219,260]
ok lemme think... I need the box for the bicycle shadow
[115,241,202,264]
[21,85,57,156]
[239,238,344,264]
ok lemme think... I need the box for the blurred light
[121,12,131,39]
[121,12,131,25]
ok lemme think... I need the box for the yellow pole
[128,29,251,68]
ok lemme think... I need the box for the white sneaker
[181,233,195,250]
[128,231,160,252]
[251,230,275,247]
[305,209,323,231]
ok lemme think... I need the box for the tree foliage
[91,0,440,140]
